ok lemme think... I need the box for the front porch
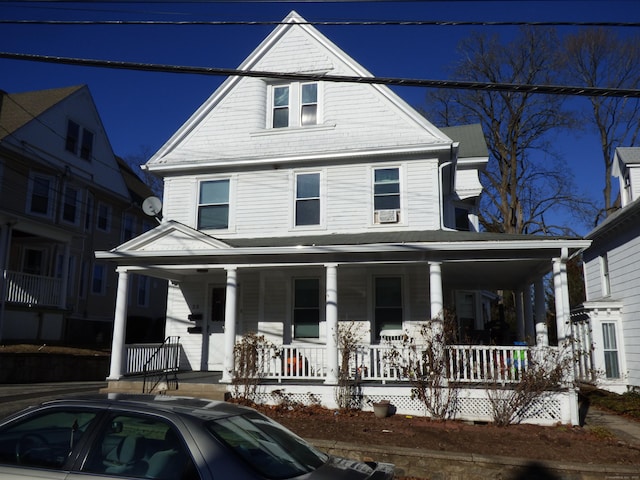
[109,340,578,426]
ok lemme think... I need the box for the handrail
[142,336,180,394]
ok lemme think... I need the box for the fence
[5,271,61,307]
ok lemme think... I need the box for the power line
[2,19,640,27]
[2,51,639,99]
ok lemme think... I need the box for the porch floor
[102,371,228,400]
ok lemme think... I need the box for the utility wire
[2,51,639,98]
[2,19,640,27]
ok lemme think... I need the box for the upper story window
[373,167,400,224]
[61,184,81,225]
[27,173,55,218]
[96,202,111,232]
[122,213,136,242]
[295,172,320,226]
[198,179,230,229]
[270,82,319,129]
[65,119,94,160]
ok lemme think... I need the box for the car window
[82,413,199,480]
[207,412,328,479]
[0,408,97,469]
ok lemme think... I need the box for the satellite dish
[142,196,162,217]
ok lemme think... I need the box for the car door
[0,407,100,480]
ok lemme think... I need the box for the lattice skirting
[233,383,577,426]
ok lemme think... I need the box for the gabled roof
[0,85,83,141]
[145,11,452,172]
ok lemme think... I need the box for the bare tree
[122,146,164,199]
[562,28,640,224]
[425,28,587,235]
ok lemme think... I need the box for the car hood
[306,455,395,480]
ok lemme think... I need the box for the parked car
[0,394,395,479]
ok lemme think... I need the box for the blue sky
[1,0,639,234]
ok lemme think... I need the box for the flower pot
[373,400,390,418]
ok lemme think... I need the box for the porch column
[222,266,238,383]
[523,284,535,342]
[325,263,339,385]
[553,252,571,345]
[108,268,129,380]
[515,289,525,342]
[58,242,71,309]
[534,277,548,346]
[429,262,443,320]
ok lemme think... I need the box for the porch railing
[125,338,181,376]
[256,343,535,384]
[4,270,61,307]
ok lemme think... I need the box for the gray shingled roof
[440,124,488,159]
[0,85,83,141]
[616,147,640,165]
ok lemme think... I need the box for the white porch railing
[125,340,181,376]
[256,344,535,384]
[4,271,61,307]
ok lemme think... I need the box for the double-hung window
[293,278,320,339]
[198,179,230,229]
[602,322,621,379]
[374,277,403,337]
[270,82,319,129]
[96,202,111,232]
[122,213,136,242]
[66,120,94,160]
[295,172,320,226]
[373,167,400,223]
[28,173,54,218]
[61,185,81,225]
[91,263,106,295]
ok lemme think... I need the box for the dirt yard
[254,402,640,466]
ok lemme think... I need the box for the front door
[207,286,226,370]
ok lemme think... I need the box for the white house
[97,12,590,424]
[577,147,640,394]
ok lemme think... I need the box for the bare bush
[232,332,278,404]
[486,345,574,426]
[386,315,459,420]
[335,322,368,411]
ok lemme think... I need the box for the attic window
[65,119,94,161]
[270,82,319,129]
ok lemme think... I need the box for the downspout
[438,142,459,231]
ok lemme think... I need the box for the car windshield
[207,411,328,479]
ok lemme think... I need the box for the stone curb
[311,438,640,480]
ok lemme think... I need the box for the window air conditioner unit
[376,209,398,224]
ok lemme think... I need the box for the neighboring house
[97,12,589,424]
[0,85,167,345]
[577,147,640,394]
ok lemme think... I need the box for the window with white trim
[269,82,319,129]
[295,172,320,226]
[65,119,94,161]
[91,263,106,295]
[27,173,55,218]
[198,179,230,229]
[61,184,81,225]
[96,202,111,232]
[122,213,136,242]
[374,276,403,337]
[293,278,320,339]
[373,167,400,224]
[602,322,620,379]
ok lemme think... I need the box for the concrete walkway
[583,406,640,447]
